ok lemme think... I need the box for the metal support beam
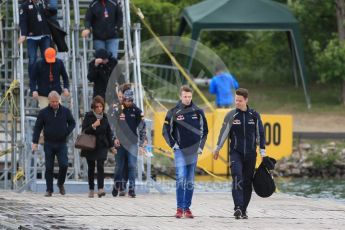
[71,0,81,179]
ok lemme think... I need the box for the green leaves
[313,38,345,83]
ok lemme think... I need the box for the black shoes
[234,207,242,219]
[128,190,136,198]
[112,185,127,197]
[111,186,125,197]
[241,211,248,219]
[112,186,118,197]
[233,207,248,219]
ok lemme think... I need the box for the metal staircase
[0,0,153,193]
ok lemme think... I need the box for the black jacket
[87,58,117,99]
[33,105,76,144]
[81,111,114,160]
[19,0,53,37]
[85,0,123,40]
[162,101,208,154]
[47,18,68,52]
[216,106,265,155]
[30,58,69,97]
[109,103,146,147]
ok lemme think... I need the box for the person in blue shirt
[209,64,239,108]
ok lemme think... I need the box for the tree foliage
[313,39,345,83]
[131,0,345,103]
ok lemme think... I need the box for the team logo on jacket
[176,115,185,121]
[119,113,125,120]
[233,119,241,125]
[248,119,255,125]
[192,114,199,119]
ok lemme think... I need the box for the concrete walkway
[0,191,344,229]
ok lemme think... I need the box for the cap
[123,89,134,101]
[94,49,111,59]
[44,48,56,63]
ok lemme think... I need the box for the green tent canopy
[178,0,311,108]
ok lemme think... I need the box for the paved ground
[0,191,344,230]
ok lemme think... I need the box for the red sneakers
[184,209,194,218]
[175,208,183,218]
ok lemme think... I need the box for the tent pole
[291,33,311,109]
[186,29,201,73]
[287,32,299,88]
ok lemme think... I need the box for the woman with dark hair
[81,95,116,198]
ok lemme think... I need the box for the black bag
[47,18,68,52]
[262,156,276,170]
[42,5,68,52]
[75,132,96,151]
[253,161,276,198]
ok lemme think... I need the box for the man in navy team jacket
[162,85,208,219]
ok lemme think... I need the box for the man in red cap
[30,47,70,108]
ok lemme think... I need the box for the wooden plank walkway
[0,191,344,229]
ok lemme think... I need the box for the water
[156,176,345,203]
[275,177,345,203]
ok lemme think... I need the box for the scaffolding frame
[0,0,157,193]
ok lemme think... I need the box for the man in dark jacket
[112,89,146,198]
[82,0,123,58]
[109,83,131,197]
[32,91,76,197]
[162,85,208,219]
[30,47,69,109]
[213,88,266,219]
[87,49,117,99]
[19,0,54,78]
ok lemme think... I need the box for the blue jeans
[174,149,198,210]
[230,150,256,211]
[27,36,51,78]
[113,147,128,191]
[114,145,137,191]
[93,38,119,59]
[44,143,68,193]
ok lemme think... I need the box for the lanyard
[49,64,53,82]
[101,0,109,18]
[101,0,106,8]
[32,0,42,12]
